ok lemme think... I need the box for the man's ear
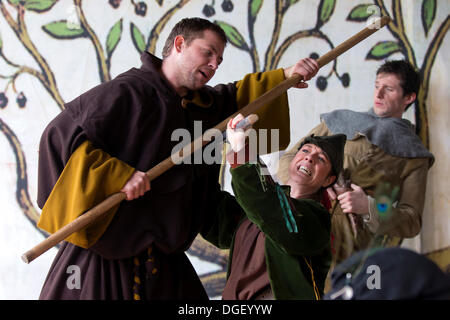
[173,35,185,53]
[322,174,336,188]
[404,92,416,106]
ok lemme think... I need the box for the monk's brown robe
[37,52,290,299]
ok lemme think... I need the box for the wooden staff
[22,16,391,264]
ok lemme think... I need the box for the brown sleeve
[375,158,429,237]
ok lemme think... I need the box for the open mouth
[199,70,208,80]
[298,165,312,177]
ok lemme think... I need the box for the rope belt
[132,246,157,300]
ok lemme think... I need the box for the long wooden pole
[22,16,390,264]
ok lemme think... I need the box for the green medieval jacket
[203,163,332,300]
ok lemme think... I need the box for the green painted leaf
[8,0,58,13]
[42,20,86,39]
[250,0,263,19]
[421,0,436,36]
[0,35,3,51]
[347,4,374,22]
[130,23,146,54]
[317,0,336,27]
[106,19,123,57]
[366,41,402,60]
[214,20,249,51]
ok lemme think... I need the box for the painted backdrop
[0,0,448,299]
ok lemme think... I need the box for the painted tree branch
[391,0,417,66]
[74,0,111,83]
[264,0,285,71]
[0,117,48,238]
[0,49,20,68]
[267,2,339,73]
[417,15,449,147]
[270,28,337,71]
[247,0,263,72]
[8,66,47,92]
[374,0,417,66]
[0,1,65,109]
[146,0,191,54]
[420,15,450,101]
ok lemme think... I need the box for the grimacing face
[373,73,416,118]
[174,29,225,91]
[288,143,335,192]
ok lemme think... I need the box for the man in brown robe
[36,17,319,300]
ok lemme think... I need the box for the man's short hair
[376,60,421,110]
[161,17,227,59]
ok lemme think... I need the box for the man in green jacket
[203,114,346,300]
